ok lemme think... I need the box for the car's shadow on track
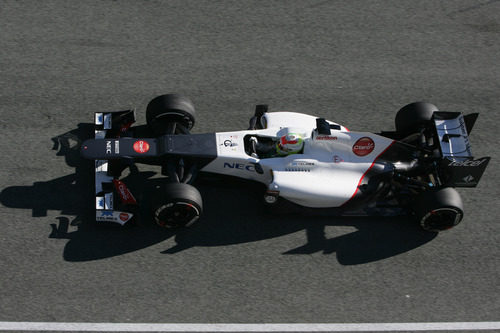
[168,180,437,265]
[0,124,437,264]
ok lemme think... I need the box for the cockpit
[244,118,342,159]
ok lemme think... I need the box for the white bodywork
[202,112,394,208]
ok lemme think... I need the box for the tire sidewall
[154,199,202,228]
[395,102,438,135]
[152,183,203,228]
[419,206,464,232]
[412,187,464,232]
[146,94,196,134]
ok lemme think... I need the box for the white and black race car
[81,94,490,232]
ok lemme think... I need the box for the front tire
[153,183,203,228]
[411,187,464,232]
[146,94,196,136]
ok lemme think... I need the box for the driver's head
[276,133,304,155]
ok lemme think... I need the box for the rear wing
[433,112,490,187]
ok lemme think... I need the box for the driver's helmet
[276,133,304,155]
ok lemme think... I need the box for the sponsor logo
[118,184,129,200]
[96,211,133,224]
[352,137,375,156]
[112,179,137,204]
[133,140,150,154]
[448,158,487,167]
[97,216,115,222]
[224,162,255,172]
[106,140,112,154]
[221,139,238,149]
[462,175,475,183]
[97,211,133,224]
[120,122,133,133]
[333,155,344,163]
[105,193,113,210]
[115,140,119,154]
[290,161,314,166]
[316,136,338,141]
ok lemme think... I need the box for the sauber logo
[333,155,344,163]
[352,137,375,156]
[133,140,150,153]
[119,213,129,222]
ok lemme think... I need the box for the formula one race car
[81,94,490,232]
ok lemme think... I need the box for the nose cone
[80,139,95,159]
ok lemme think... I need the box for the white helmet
[276,133,304,155]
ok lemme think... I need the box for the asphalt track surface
[0,1,499,332]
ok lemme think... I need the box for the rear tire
[395,102,438,135]
[146,94,195,136]
[412,187,464,232]
[153,183,203,228]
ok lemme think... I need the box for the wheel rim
[155,202,200,228]
[420,208,462,231]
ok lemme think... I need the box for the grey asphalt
[0,0,499,329]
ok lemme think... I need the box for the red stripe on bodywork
[341,140,395,207]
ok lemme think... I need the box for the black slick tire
[395,102,438,135]
[153,183,203,228]
[146,94,195,135]
[411,187,464,232]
